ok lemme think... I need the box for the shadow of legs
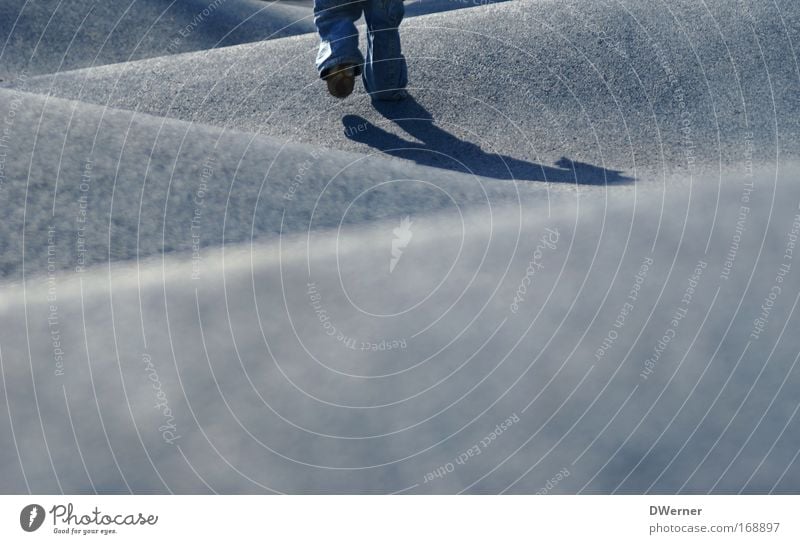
[345,95,634,184]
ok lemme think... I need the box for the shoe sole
[325,65,355,99]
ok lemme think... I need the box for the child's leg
[362,0,408,100]
[314,0,365,78]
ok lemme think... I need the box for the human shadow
[342,95,633,184]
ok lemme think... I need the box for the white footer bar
[1,496,797,542]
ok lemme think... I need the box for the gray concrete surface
[0,0,509,82]
[0,0,799,494]
[0,0,316,81]
[0,87,551,280]
[18,0,800,183]
[2,164,799,493]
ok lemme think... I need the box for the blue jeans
[314,0,408,100]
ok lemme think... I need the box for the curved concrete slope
[2,165,800,493]
[20,0,800,183]
[0,88,549,280]
[0,0,315,80]
[0,0,512,82]
[0,0,799,494]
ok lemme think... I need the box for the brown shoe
[324,64,356,99]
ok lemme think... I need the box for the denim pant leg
[362,0,408,99]
[314,0,365,78]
